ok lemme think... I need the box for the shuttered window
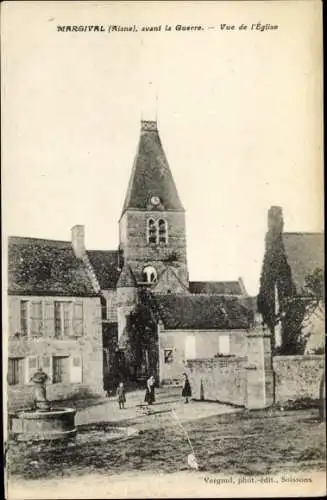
[54,302,73,337]
[8,358,25,385]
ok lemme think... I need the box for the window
[158,219,168,244]
[30,301,42,337]
[8,358,25,385]
[142,265,157,283]
[185,336,196,359]
[52,356,70,383]
[147,219,157,244]
[54,301,72,337]
[147,218,168,245]
[218,335,230,355]
[20,301,28,335]
[164,349,173,364]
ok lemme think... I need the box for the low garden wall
[186,356,247,406]
[273,355,325,404]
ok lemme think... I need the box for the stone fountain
[10,368,77,442]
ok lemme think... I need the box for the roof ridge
[9,235,70,244]
[284,232,324,236]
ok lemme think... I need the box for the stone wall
[7,295,104,410]
[273,355,325,403]
[159,328,247,383]
[186,357,247,406]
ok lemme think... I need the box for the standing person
[144,375,155,405]
[116,382,126,410]
[182,373,192,404]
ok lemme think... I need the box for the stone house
[257,206,324,353]
[7,234,104,409]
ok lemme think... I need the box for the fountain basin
[10,407,77,442]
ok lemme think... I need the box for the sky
[2,1,323,296]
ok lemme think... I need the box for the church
[7,119,254,405]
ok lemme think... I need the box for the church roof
[86,250,120,290]
[8,236,98,296]
[117,263,137,288]
[189,281,244,295]
[152,294,253,330]
[283,232,324,293]
[121,120,184,216]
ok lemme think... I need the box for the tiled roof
[117,264,137,288]
[121,120,184,215]
[8,237,98,296]
[189,281,243,295]
[86,250,120,290]
[283,233,324,293]
[152,294,252,330]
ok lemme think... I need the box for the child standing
[116,382,126,410]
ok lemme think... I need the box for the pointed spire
[117,263,137,288]
[121,120,184,217]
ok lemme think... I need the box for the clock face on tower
[150,196,160,206]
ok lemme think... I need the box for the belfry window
[147,218,168,245]
[147,219,157,244]
[158,219,168,244]
[142,266,157,283]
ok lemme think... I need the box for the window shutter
[219,335,230,355]
[42,356,53,383]
[30,301,43,337]
[185,336,196,359]
[70,354,82,383]
[43,301,55,337]
[8,299,20,337]
[25,356,38,384]
[73,300,84,337]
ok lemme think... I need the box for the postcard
[2,0,325,498]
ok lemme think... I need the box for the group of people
[115,372,192,410]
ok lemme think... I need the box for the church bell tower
[119,120,189,292]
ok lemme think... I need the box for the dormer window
[147,218,168,245]
[142,265,157,283]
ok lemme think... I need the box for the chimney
[71,225,85,259]
[268,206,284,234]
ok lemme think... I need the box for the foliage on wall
[125,288,159,379]
[257,225,324,354]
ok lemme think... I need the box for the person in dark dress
[116,382,126,409]
[182,373,192,404]
[144,375,155,405]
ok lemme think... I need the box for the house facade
[7,236,104,409]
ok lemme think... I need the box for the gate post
[245,327,274,410]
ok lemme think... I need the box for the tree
[258,266,324,355]
[126,289,159,380]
